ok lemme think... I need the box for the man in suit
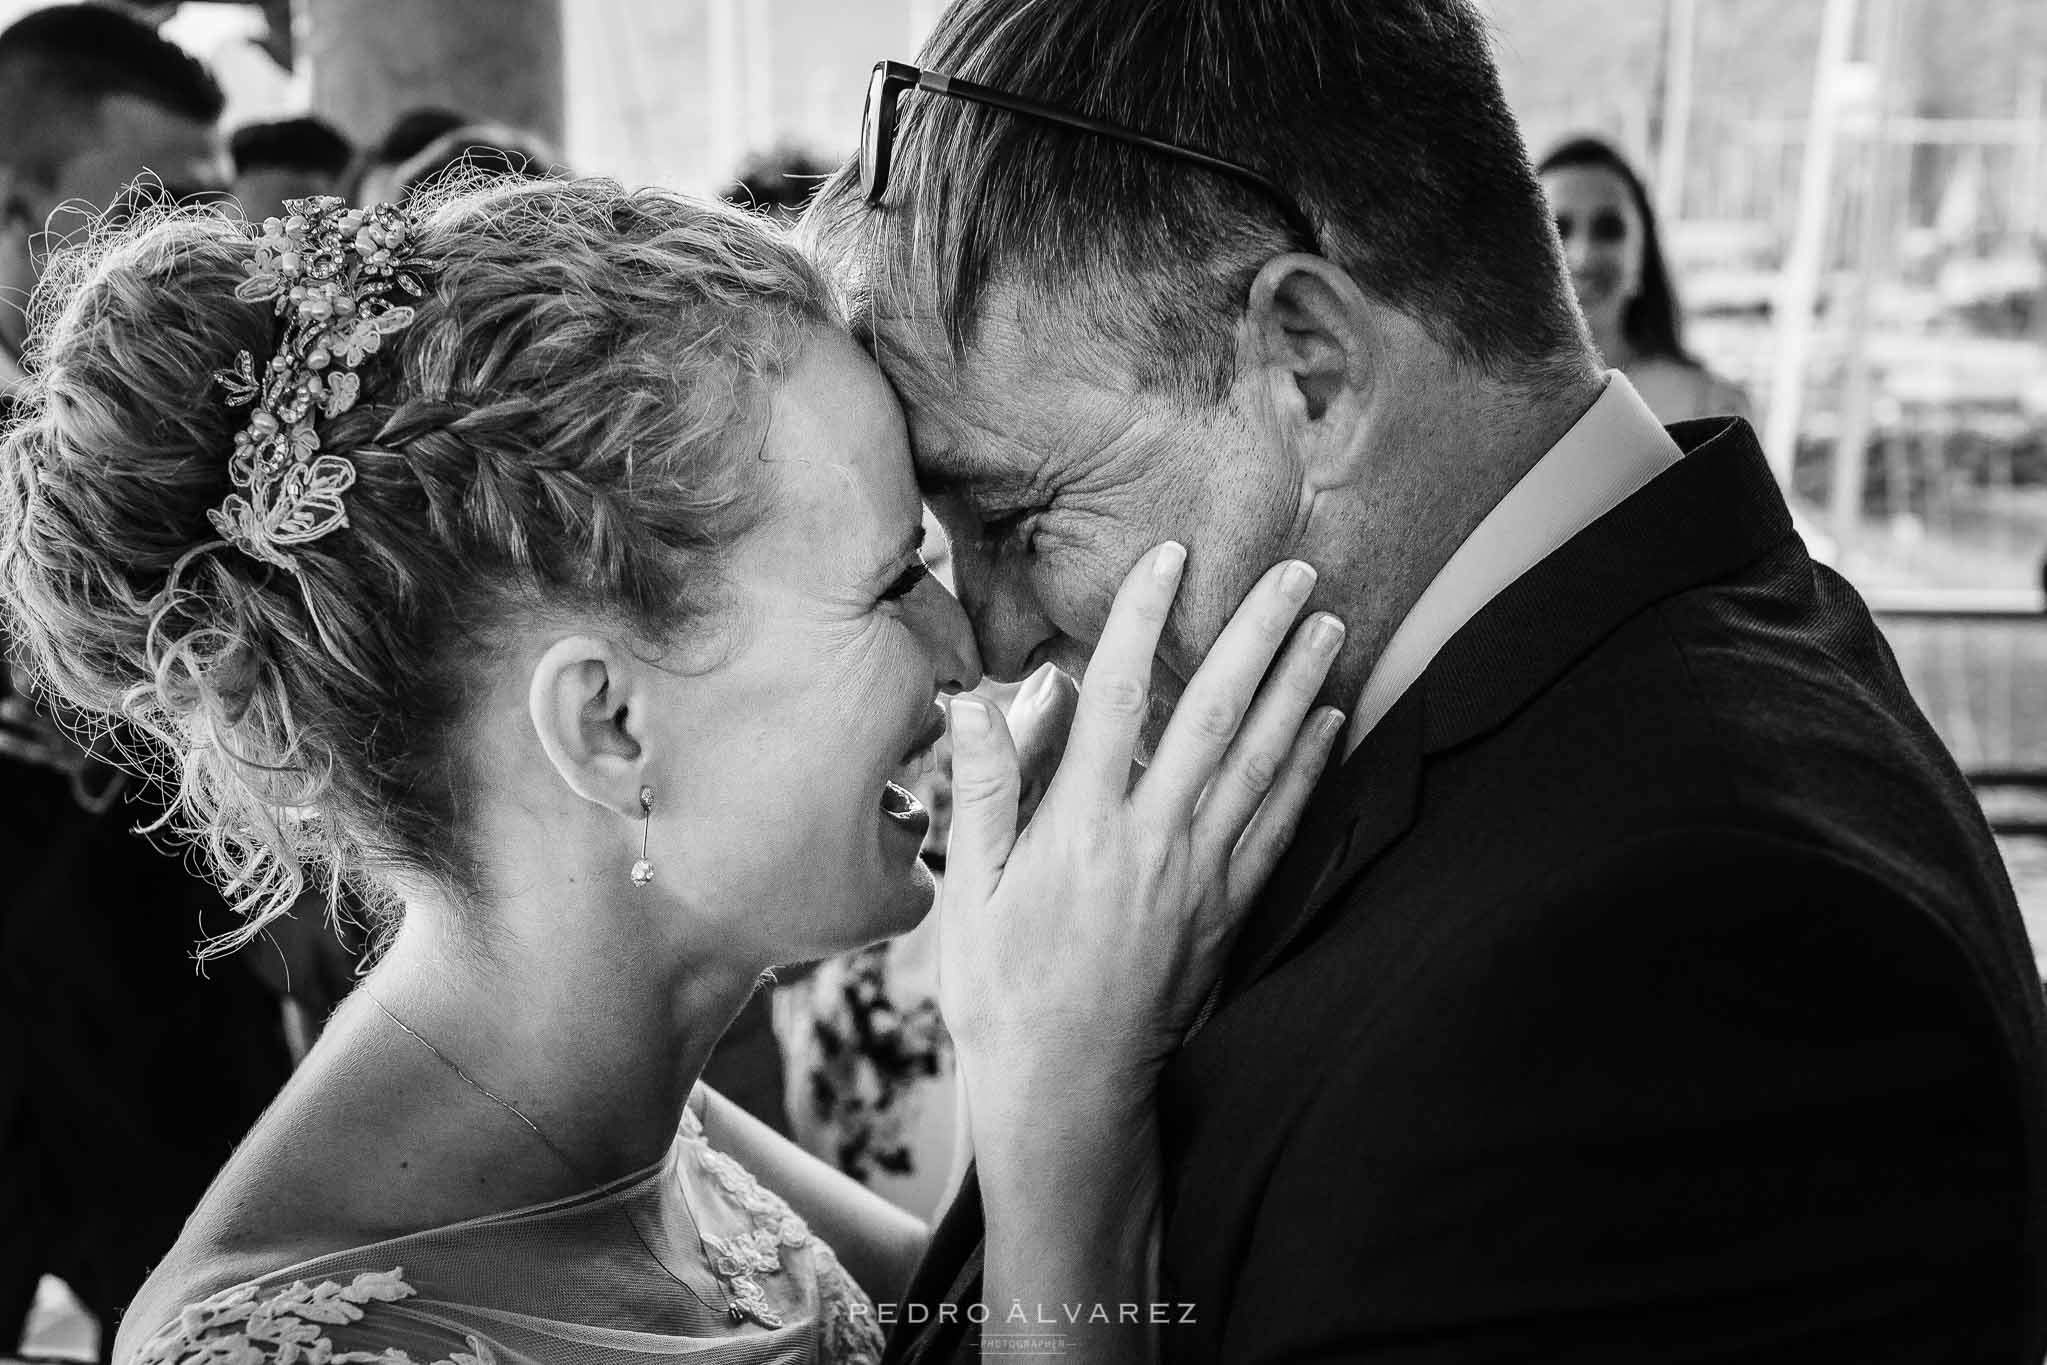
[804,0,2047,1359]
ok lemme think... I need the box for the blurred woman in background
[1538,135,1752,424]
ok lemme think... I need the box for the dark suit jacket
[884,418,2047,1363]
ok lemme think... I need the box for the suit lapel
[1420,416,1792,752]
[1218,687,1424,1002]
[1214,418,1798,1004]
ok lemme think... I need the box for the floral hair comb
[208,196,431,571]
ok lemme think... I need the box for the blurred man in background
[0,7,292,1353]
[229,113,351,220]
[347,105,468,203]
[0,3,228,395]
[725,144,832,223]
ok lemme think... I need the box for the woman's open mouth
[880,708,946,833]
[880,779,925,823]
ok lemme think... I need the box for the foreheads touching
[799,0,1603,694]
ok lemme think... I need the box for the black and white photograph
[2,1,2046,1361]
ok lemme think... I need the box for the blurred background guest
[1538,134,1752,424]
[0,2,228,400]
[723,143,831,222]
[345,104,467,204]
[157,0,297,131]
[387,121,558,202]
[228,113,351,219]
[0,6,293,1353]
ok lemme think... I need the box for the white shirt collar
[1345,371,1681,755]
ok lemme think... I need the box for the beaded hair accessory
[208,196,431,571]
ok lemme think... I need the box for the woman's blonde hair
[1,176,838,952]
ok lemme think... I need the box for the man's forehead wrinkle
[906,408,1048,503]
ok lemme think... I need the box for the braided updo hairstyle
[0,177,840,951]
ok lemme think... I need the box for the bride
[0,178,1345,1363]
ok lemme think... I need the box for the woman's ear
[527,634,646,817]
[1240,253,1382,492]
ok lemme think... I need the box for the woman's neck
[361,904,763,1185]
[130,916,767,1350]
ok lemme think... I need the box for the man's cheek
[1136,665,1185,764]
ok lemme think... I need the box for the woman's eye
[1553,213,1575,242]
[880,560,931,603]
[1590,210,1628,244]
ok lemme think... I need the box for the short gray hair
[804,0,1589,405]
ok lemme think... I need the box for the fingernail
[1283,560,1317,595]
[1320,708,1348,742]
[1309,613,1345,652]
[1153,542,1186,581]
[1020,663,1056,703]
[950,695,991,736]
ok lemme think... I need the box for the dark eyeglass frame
[859,59,1320,252]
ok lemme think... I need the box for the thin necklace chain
[369,993,586,1171]
[364,990,751,1324]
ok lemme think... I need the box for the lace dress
[132,1108,884,1365]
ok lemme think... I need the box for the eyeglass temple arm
[911,69,1317,247]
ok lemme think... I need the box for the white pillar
[706,0,744,184]
[2016,59,2045,241]
[1829,0,1907,548]
[1762,0,1859,485]
[299,0,564,149]
[742,0,774,156]
[1655,0,1698,221]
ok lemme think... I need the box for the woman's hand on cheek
[1006,662,1079,830]
[936,542,1346,1131]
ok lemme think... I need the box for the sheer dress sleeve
[133,1269,505,1365]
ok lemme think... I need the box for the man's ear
[1240,253,1383,491]
[527,635,648,818]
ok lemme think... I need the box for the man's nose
[951,537,1050,683]
[920,584,983,696]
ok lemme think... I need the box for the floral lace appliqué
[137,1268,497,1365]
[681,1108,883,1363]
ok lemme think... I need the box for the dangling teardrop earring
[631,786,655,887]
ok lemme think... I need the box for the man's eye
[979,508,1038,550]
[880,560,931,603]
